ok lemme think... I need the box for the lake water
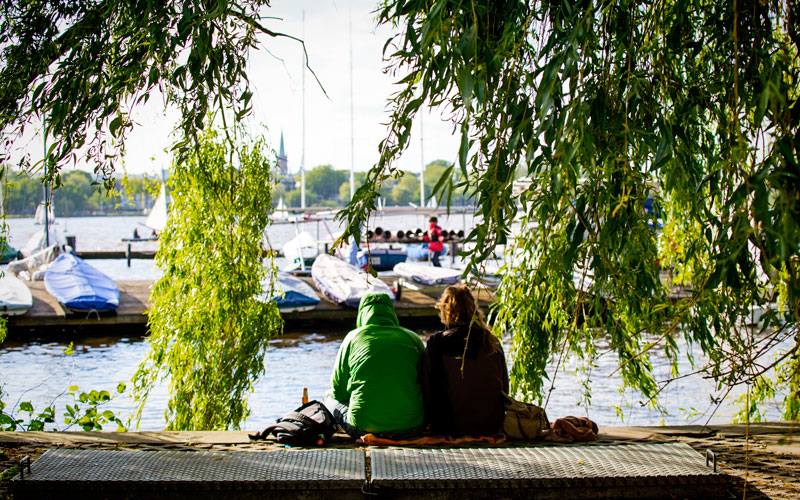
[0,215,788,430]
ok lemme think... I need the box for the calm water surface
[0,215,788,430]
[0,330,786,431]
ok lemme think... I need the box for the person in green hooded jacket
[323,293,425,438]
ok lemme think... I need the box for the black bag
[249,400,337,446]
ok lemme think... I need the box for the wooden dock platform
[5,278,495,330]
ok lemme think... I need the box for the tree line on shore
[4,158,478,217]
[3,170,157,216]
[272,159,475,208]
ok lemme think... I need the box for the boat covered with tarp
[393,262,462,286]
[0,274,33,316]
[258,271,320,313]
[6,245,61,281]
[311,253,394,308]
[44,253,119,312]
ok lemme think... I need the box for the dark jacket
[420,325,509,436]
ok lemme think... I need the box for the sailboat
[144,183,168,235]
[44,253,119,312]
[258,271,320,313]
[0,273,33,316]
[282,230,318,270]
[34,202,55,225]
[270,197,291,222]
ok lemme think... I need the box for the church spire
[277,131,288,174]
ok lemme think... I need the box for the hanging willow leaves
[341,0,800,420]
[0,0,301,188]
[132,127,281,430]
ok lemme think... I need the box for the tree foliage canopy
[340,0,800,419]
[0,0,287,187]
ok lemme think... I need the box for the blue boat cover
[274,272,320,309]
[44,254,119,311]
[406,243,447,260]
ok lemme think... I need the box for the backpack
[502,392,549,440]
[430,227,440,242]
[249,401,337,446]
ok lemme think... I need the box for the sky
[99,0,461,178]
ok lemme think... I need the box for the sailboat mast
[349,12,355,201]
[43,120,50,246]
[419,114,425,209]
[300,9,307,211]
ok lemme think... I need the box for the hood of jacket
[356,293,398,328]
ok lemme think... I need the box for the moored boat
[44,253,119,312]
[258,271,320,313]
[356,246,407,271]
[0,274,33,316]
[283,231,319,270]
[311,253,395,308]
[393,262,462,286]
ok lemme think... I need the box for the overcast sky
[97,0,461,178]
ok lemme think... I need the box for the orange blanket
[543,416,599,443]
[357,433,507,446]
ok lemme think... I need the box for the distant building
[276,131,296,192]
[277,131,288,175]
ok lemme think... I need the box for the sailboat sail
[145,184,168,232]
[34,203,55,225]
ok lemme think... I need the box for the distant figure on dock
[420,285,508,437]
[424,216,444,267]
[132,228,139,240]
[323,293,425,439]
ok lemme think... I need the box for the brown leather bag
[502,392,549,440]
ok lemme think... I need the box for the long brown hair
[436,284,490,334]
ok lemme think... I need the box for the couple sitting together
[323,285,508,439]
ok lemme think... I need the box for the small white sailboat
[311,254,395,308]
[0,274,33,316]
[270,197,291,222]
[144,183,168,234]
[33,202,55,225]
[282,230,318,270]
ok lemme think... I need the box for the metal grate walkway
[12,448,366,500]
[370,442,728,498]
[12,442,727,499]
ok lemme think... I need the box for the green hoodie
[331,293,425,433]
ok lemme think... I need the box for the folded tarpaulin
[44,253,119,311]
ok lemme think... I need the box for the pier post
[126,243,131,267]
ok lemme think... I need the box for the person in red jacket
[426,216,444,267]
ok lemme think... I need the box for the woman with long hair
[420,284,509,436]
